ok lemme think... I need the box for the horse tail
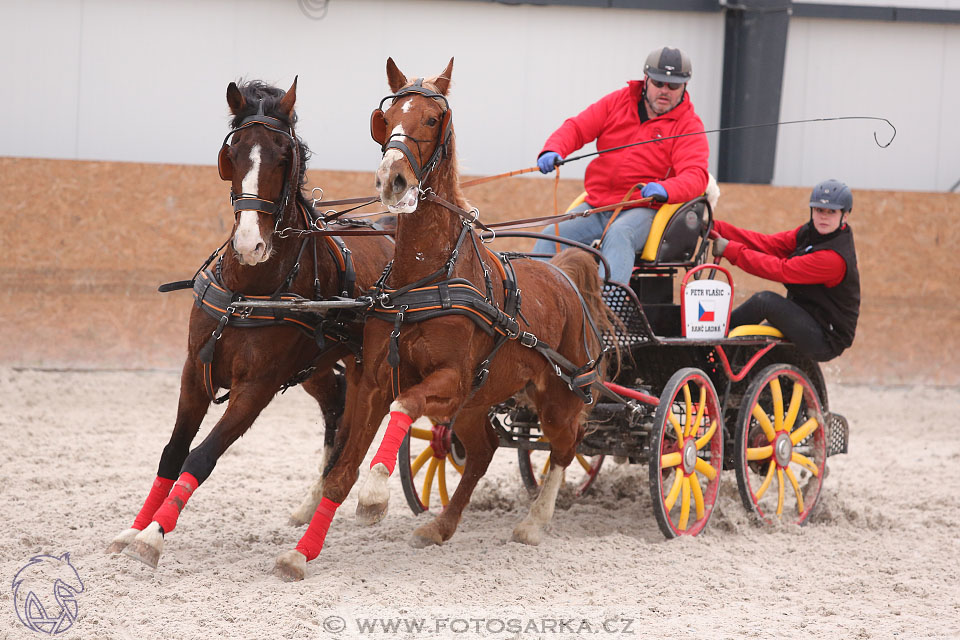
[549,249,623,381]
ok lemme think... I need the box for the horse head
[372,58,456,214]
[219,78,303,266]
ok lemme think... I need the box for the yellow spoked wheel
[517,443,605,498]
[649,368,724,538]
[734,364,826,525]
[397,421,466,515]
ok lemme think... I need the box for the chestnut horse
[106,79,393,568]
[274,58,616,581]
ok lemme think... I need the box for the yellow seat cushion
[563,192,687,262]
[727,324,784,339]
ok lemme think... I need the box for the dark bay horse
[106,79,394,568]
[274,59,617,581]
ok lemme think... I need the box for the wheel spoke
[784,383,804,433]
[682,383,693,437]
[410,427,433,441]
[686,386,707,439]
[790,417,820,445]
[694,419,718,450]
[664,468,683,510]
[410,445,434,476]
[661,452,682,468]
[771,379,784,432]
[668,410,684,443]
[791,451,820,477]
[576,453,591,473]
[421,457,439,508]
[746,445,773,461]
[693,457,716,481]
[446,453,464,475]
[690,473,705,521]
[752,405,777,442]
[776,468,785,517]
[678,477,692,530]
[784,466,805,515]
[755,459,776,500]
[437,458,450,506]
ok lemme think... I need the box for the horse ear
[226,82,245,115]
[279,76,298,117]
[433,57,454,96]
[386,57,407,93]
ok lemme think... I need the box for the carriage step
[826,412,849,456]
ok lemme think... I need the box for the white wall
[775,17,960,191]
[0,0,723,183]
[2,0,957,191]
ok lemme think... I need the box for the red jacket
[541,80,709,208]
[714,220,847,287]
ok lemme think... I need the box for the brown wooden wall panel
[2,157,957,384]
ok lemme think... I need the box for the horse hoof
[511,522,542,546]
[121,522,164,568]
[408,531,443,549]
[355,501,388,526]
[273,550,307,582]
[106,528,139,554]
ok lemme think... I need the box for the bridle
[217,98,302,235]
[369,78,452,186]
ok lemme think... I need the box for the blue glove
[537,151,562,174]
[641,182,668,202]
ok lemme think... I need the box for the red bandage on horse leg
[151,472,199,535]
[132,476,175,530]
[295,497,341,561]
[369,411,414,475]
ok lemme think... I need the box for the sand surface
[2,367,958,639]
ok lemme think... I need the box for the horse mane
[231,79,313,199]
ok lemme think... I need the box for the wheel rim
[518,443,605,498]
[398,422,465,515]
[736,365,826,525]
[649,368,723,538]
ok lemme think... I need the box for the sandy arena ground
[2,367,958,639]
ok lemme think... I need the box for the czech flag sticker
[698,301,715,322]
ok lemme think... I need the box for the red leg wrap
[369,411,414,475]
[151,472,199,534]
[295,497,341,561]
[132,476,175,530]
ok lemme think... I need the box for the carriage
[395,192,850,538]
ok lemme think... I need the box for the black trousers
[730,291,837,362]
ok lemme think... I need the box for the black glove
[712,237,728,258]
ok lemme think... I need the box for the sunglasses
[648,78,684,91]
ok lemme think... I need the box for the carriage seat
[564,175,719,268]
[727,324,784,339]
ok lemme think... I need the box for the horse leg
[512,387,582,546]
[107,362,210,554]
[289,367,346,526]
[355,368,463,525]
[274,379,391,581]
[409,408,498,548]
[122,382,276,568]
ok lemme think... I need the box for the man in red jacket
[713,179,861,361]
[532,46,709,284]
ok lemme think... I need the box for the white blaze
[233,144,267,264]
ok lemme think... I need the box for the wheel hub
[682,439,698,475]
[430,423,451,459]
[774,432,793,467]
